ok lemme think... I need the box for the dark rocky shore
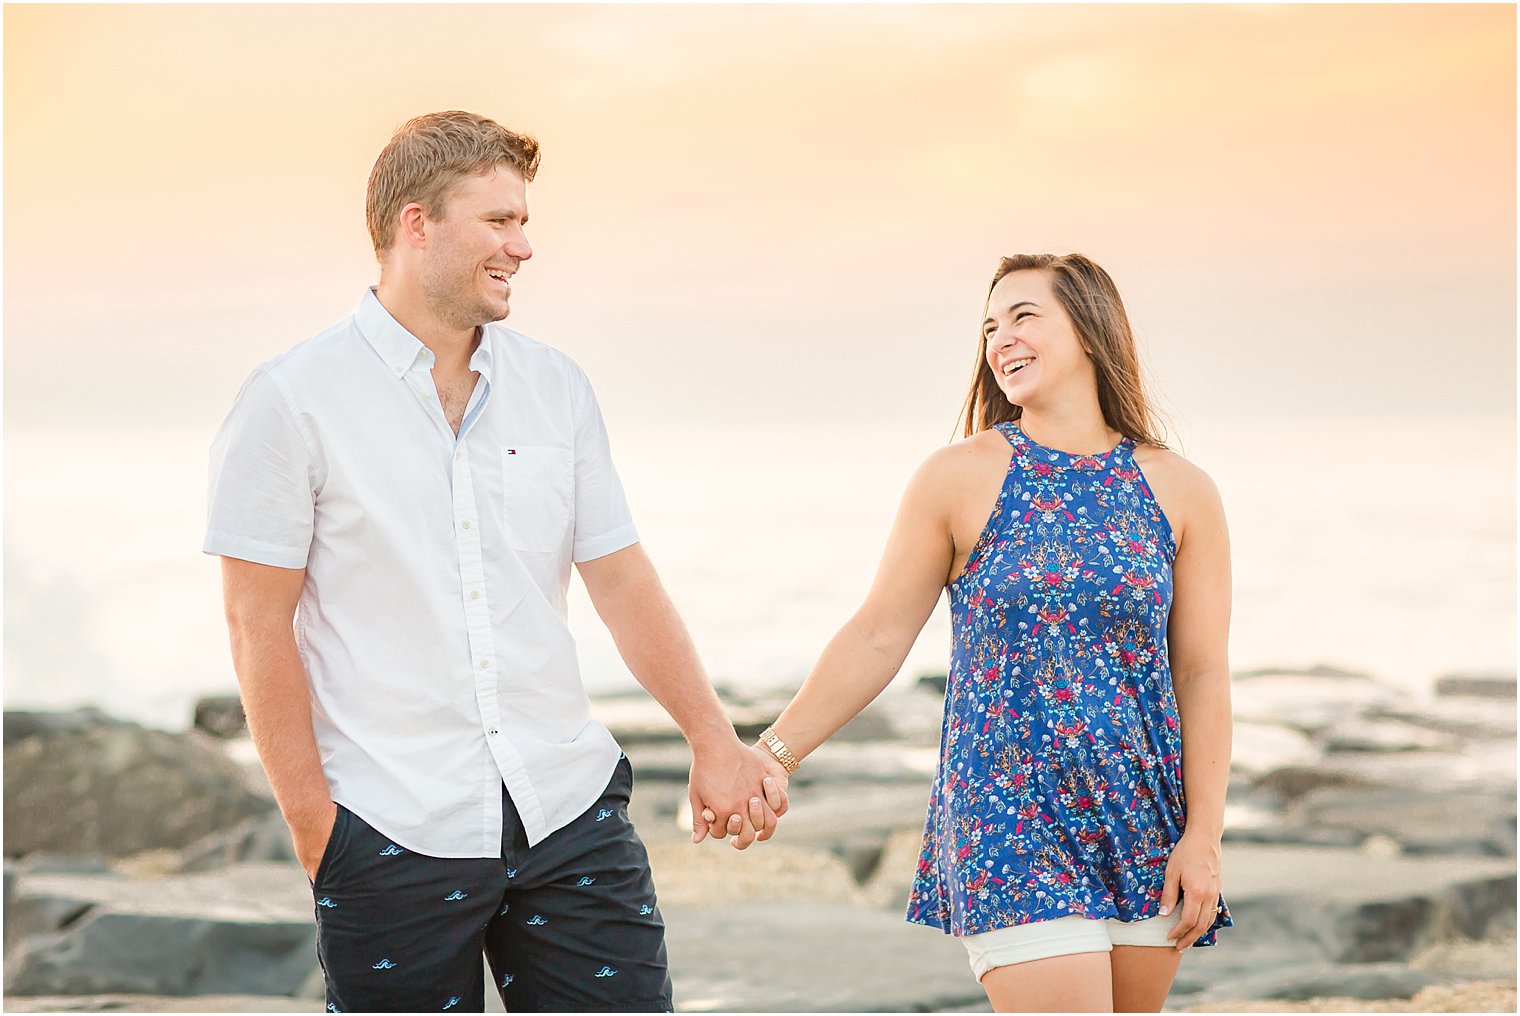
[4,668,1515,1012]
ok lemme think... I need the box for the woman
[741,253,1234,1011]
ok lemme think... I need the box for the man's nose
[507,232,532,262]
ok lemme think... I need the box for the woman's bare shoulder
[920,428,1013,478]
[1132,442,1225,541]
[1133,443,1217,496]
[905,429,1012,504]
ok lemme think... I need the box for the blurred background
[3,5,1515,1012]
[5,3,1514,724]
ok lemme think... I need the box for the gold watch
[757,726,800,773]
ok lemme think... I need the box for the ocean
[4,413,1513,730]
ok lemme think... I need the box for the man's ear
[397,202,430,251]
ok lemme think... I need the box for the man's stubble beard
[423,258,510,333]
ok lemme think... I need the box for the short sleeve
[568,365,639,563]
[203,369,320,569]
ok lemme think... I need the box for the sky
[4,3,1514,438]
[3,4,1515,724]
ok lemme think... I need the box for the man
[204,111,788,1013]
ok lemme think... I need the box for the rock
[1235,665,1378,681]
[2,994,317,1012]
[589,695,779,745]
[1363,699,1517,742]
[3,861,15,949]
[111,850,185,880]
[865,683,954,745]
[916,673,948,695]
[646,840,863,907]
[1440,875,1516,941]
[2,709,116,749]
[590,696,683,746]
[830,836,887,884]
[858,827,927,911]
[1289,788,1516,859]
[1232,673,1401,739]
[1310,741,1517,799]
[1435,674,1517,699]
[1322,717,1454,754]
[1410,932,1518,980]
[4,863,317,997]
[1222,826,1365,849]
[3,711,276,860]
[749,779,933,866]
[1191,843,1516,967]
[831,704,899,744]
[1251,765,1378,804]
[1173,979,1518,1012]
[661,900,984,1012]
[16,857,113,875]
[5,892,96,951]
[1188,961,1441,1002]
[176,812,297,873]
[191,695,246,739]
[1231,721,1322,776]
[785,742,940,785]
[1361,834,1404,859]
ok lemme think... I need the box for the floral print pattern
[906,422,1232,946]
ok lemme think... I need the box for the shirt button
[461,520,472,530]
[480,659,491,669]
[470,590,480,600]
[456,451,464,461]
[489,729,499,736]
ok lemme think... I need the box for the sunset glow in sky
[5,4,1514,436]
[3,4,1515,725]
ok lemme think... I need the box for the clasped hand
[688,741,790,850]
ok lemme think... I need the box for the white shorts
[961,911,1183,980]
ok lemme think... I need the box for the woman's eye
[1015,312,1033,322]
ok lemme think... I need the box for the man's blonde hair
[366,111,540,258]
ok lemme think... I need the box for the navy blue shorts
[311,755,673,1012]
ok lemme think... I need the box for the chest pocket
[502,445,574,553]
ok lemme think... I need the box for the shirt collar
[354,287,494,384]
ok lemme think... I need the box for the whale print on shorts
[316,897,337,908]
[443,890,468,901]
[443,996,462,1009]
[500,972,515,988]
[372,958,397,970]
[639,904,654,915]
[379,844,403,856]
[575,876,596,886]
[594,966,618,978]
[526,915,548,926]
[596,808,615,821]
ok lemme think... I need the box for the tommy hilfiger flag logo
[507,448,517,455]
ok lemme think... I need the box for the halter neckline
[999,420,1132,462]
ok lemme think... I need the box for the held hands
[688,740,790,850]
[1160,830,1224,951]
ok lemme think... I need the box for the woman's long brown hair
[956,253,1169,448]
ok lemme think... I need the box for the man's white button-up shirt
[204,289,636,855]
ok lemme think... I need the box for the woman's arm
[1158,459,1234,948]
[766,447,961,763]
